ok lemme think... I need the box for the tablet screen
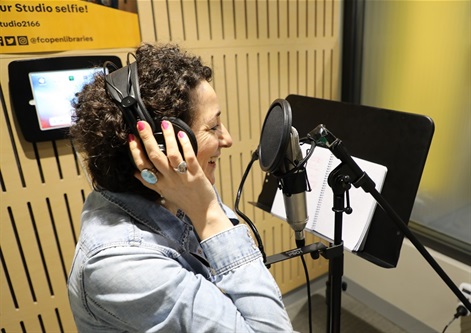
[28,67,101,131]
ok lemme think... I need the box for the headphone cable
[234,150,268,265]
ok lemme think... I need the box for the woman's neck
[159,197,180,216]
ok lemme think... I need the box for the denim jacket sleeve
[75,224,292,333]
[200,224,293,332]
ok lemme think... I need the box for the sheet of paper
[270,144,388,252]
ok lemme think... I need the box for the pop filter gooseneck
[258,99,292,175]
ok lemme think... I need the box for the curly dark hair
[70,43,212,196]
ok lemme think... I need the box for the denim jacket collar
[97,186,238,248]
[98,189,193,250]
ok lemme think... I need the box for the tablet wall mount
[8,55,122,142]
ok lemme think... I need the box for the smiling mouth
[209,157,218,166]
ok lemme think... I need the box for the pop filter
[258,99,292,174]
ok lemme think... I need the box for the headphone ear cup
[160,117,198,156]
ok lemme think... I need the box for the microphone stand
[324,166,353,333]
[308,125,471,333]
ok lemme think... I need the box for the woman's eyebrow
[207,110,221,123]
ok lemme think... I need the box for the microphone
[258,99,309,247]
[279,126,309,246]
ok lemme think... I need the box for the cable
[125,52,136,96]
[234,150,268,264]
[276,139,315,179]
[103,60,123,98]
[442,305,468,333]
[300,254,313,333]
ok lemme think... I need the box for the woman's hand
[129,120,233,240]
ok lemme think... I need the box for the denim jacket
[67,189,293,332]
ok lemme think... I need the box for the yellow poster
[0,0,141,53]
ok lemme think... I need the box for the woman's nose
[219,123,233,148]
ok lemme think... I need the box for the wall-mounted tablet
[9,55,122,142]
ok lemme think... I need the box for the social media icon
[5,36,16,46]
[18,36,28,45]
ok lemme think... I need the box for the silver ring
[173,161,188,174]
[141,168,158,184]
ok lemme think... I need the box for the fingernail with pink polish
[161,120,169,130]
[128,134,135,142]
[178,131,186,138]
[137,121,145,131]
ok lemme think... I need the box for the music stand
[254,95,441,332]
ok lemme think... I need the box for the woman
[67,43,293,332]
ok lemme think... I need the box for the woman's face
[190,81,232,185]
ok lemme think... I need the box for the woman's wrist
[191,201,234,241]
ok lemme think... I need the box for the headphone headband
[103,56,198,156]
[104,59,157,134]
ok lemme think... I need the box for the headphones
[103,54,198,157]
